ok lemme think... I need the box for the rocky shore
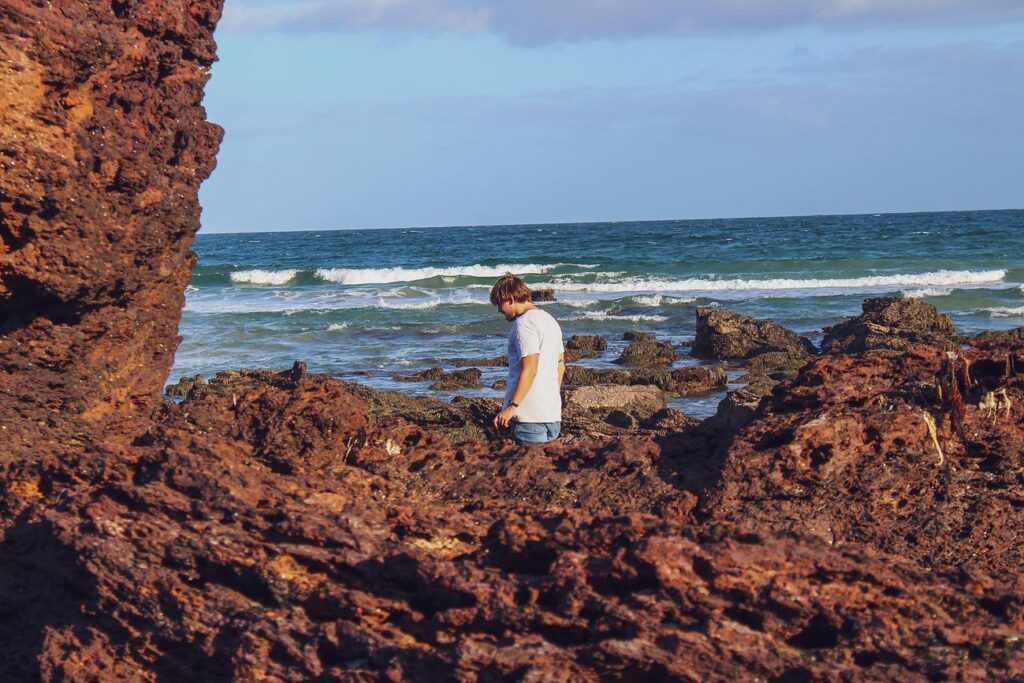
[3,3,1023,681]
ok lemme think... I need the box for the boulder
[445,355,508,367]
[744,351,811,380]
[531,288,556,302]
[566,335,608,352]
[430,368,483,390]
[821,297,956,353]
[973,327,1024,349]
[623,331,657,343]
[614,339,678,367]
[693,308,816,360]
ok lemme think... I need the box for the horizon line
[197,205,1023,236]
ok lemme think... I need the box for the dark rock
[693,308,817,360]
[642,407,703,431]
[974,327,1024,348]
[430,368,483,390]
[566,335,608,352]
[623,331,657,343]
[165,374,206,398]
[707,376,777,433]
[562,365,631,387]
[630,366,728,396]
[822,297,957,353]
[531,288,556,302]
[394,366,446,382]
[614,340,678,367]
[604,410,636,429]
[492,379,507,391]
[445,356,508,367]
[744,351,811,380]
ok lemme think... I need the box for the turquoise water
[175,210,1024,416]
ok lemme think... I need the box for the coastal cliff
[1,2,1022,680]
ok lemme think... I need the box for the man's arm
[494,353,539,428]
[557,352,565,387]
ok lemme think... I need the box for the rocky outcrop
[0,0,223,436]
[565,334,608,352]
[703,341,1024,586]
[693,308,817,360]
[822,296,957,353]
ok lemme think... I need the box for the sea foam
[315,263,562,285]
[985,306,1024,318]
[535,269,1006,294]
[230,269,299,285]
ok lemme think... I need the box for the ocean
[174,209,1024,417]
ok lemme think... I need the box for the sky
[198,0,1024,232]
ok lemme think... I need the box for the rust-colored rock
[3,3,1024,680]
[693,308,817,360]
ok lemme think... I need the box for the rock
[394,367,446,382]
[623,331,657,343]
[629,366,728,396]
[531,288,556,302]
[614,340,678,367]
[642,407,702,431]
[562,365,631,387]
[430,368,483,390]
[565,335,608,352]
[974,327,1024,348]
[445,355,508,367]
[492,379,507,391]
[567,384,666,418]
[744,351,811,380]
[703,341,1024,586]
[821,297,957,353]
[604,410,637,429]
[707,376,777,433]
[693,308,817,360]
[165,374,206,398]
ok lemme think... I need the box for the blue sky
[199,1,1024,232]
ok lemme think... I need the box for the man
[490,273,565,444]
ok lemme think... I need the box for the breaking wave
[230,269,300,285]
[315,263,564,285]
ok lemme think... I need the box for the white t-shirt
[504,308,564,423]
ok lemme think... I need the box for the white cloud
[221,0,1024,42]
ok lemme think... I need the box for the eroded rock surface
[822,296,957,353]
[693,308,817,360]
[3,3,1024,681]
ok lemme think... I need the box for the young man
[490,274,565,444]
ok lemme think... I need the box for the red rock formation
[2,2,1023,680]
[0,0,223,438]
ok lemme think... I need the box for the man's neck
[513,301,537,319]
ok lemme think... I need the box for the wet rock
[822,297,957,353]
[629,366,728,396]
[623,331,657,343]
[430,368,483,390]
[492,379,507,391]
[531,288,556,302]
[394,366,446,382]
[614,339,678,367]
[693,308,817,360]
[566,335,608,352]
[707,376,777,434]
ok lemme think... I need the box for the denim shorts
[511,421,561,445]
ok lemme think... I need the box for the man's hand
[493,405,517,429]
